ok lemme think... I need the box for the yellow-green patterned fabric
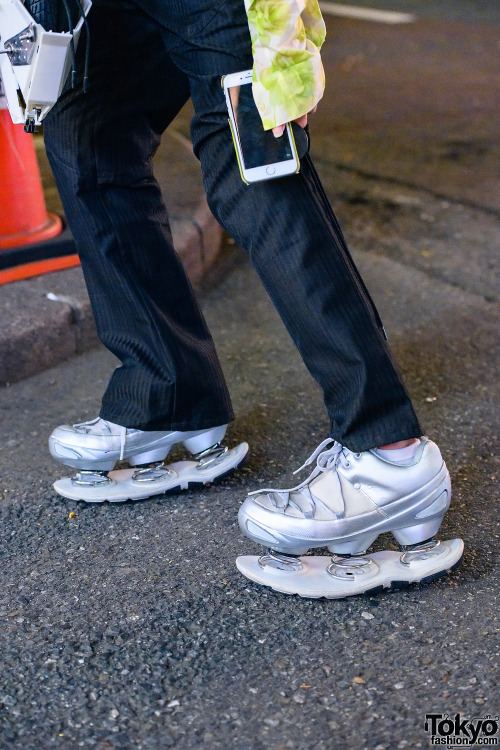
[244,0,326,130]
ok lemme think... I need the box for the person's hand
[272,105,317,138]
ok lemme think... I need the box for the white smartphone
[222,69,300,184]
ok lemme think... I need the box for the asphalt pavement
[0,226,498,749]
[0,5,499,750]
[327,0,500,24]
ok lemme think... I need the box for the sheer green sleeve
[244,0,326,130]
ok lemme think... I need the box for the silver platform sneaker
[238,437,451,555]
[49,418,249,503]
[49,417,228,471]
[236,438,463,598]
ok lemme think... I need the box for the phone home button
[266,166,276,175]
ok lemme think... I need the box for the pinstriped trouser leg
[192,114,423,451]
[166,7,424,451]
[43,2,234,432]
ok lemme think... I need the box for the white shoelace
[73,417,128,460]
[248,439,354,499]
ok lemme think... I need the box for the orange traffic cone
[0,108,62,248]
[0,105,79,284]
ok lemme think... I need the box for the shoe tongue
[309,469,345,514]
[87,418,115,435]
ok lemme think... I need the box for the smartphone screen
[228,83,293,169]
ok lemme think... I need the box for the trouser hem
[332,424,424,453]
[99,408,235,433]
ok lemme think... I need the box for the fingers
[272,106,316,138]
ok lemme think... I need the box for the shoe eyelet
[344,460,351,468]
[355,453,361,459]
[354,483,361,490]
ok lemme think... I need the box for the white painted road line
[319,3,417,24]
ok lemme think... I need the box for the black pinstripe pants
[43,0,423,451]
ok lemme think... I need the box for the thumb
[272,124,286,138]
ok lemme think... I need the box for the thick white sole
[53,442,249,502]
[236,538,464,599]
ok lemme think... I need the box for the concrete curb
[0,129,223,386]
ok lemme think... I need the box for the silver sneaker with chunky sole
[236,438,463,598]
[49,418,249,503]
